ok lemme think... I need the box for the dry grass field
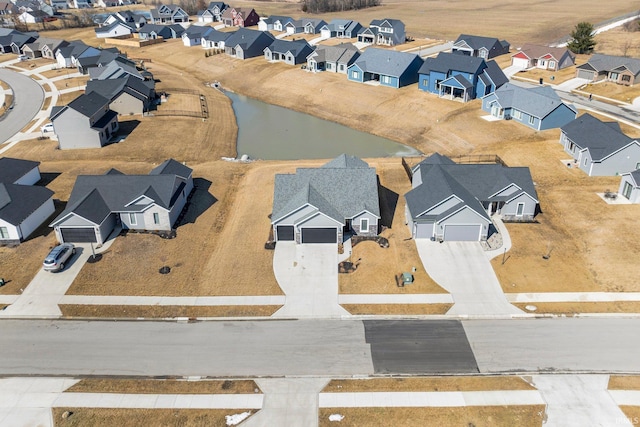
[583,81,640,103]
[323,376,535,392]
[318,406,545,427]
[60,304,281,317]
[610,376,640,390]
[66,379,260,394]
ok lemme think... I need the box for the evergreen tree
[567,22,596,54]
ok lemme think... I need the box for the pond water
[225,91,422,160]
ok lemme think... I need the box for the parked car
[40,123,54,133]
[43,243,76,272]
[18,55,28,61]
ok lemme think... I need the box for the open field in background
[323,377,536,392]
[67,379,260,394]
[318,406,545,427]
[53,408,256,427]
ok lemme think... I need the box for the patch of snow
[329,414,344,422]
[226,411,252,426]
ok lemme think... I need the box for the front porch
[438,75,473,102]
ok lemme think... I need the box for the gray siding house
[560,113,640,176]
[224,28,275,59]
[0,158,55,245]
[50,92,119,150]
[272,154,380,244]
[85,75,156,115]
[576,54,640,86]
[320,19,362,39]
[306,43,360,73]
[619,170,640,203]
[452,34,510,59]
[264,39,313,65]
[405,153,538,241]
[50,159,194,245]
[357,18,405,46]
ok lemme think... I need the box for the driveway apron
[415,240,522,316]
[272,242,349,317]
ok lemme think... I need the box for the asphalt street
[0,69,44,144]
[1,318,640,377]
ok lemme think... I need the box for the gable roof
[309,42,359,63]
[150,158,192,179]
[66,92,110,117]
[578,54,640,76]
[489,82,576,119]
[0,183,53,226]
[561,113,635,161]
[626,169,640,187]
[266,38,311,56]
[351,47,421,77]
[272,155,380,224]
[203,28,233,42]
[517,44,573,61]
[419,51,485,75]
[454,34,508,51]
[483,59,509,87]
[225,27,275,49]
[85,75,154,103]
[0,157,39,184]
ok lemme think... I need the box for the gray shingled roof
[203,29,233,42]
[484,59,508,87]
[628,169,640,186]
[0,183,53,226]
[561,113,634,161]
[0,157,39,184]
[150,159,192,179]
[352,47,420,77]
[578,53,640,76]
[419,51,485,75]
[266,39,311,56]
[309,43,359,63]
[225,28,274,50]
[51,161,191,225]
[454,34,507,51]
[272,155,380,224]
[66,92,110,118]
[85,75,153,103]
[518,44,573,61]
[491,83,576,119]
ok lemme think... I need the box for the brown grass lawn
[619,408,640,426]
[582,81,640,103]
[40,68,77,79]
[53,408,256,427]
[0,54,17,63]
[595,27,640,58]
[55,90,84,106]
[609,376,640,390]
[9,57,55,71]
[0,94,12,116]
[157,92,202,114]
[53,76,89,91]
[323,376,536,392]
[342,304,452,315]
[0,80,9,91]
[60,305,281,317]
[67,379,260,394]
[319,406,545,427]
[515,302,640,314]
[42,96,52,112]
[513,54,590,85]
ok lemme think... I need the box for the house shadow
[37,172,61,187]
[378,180,399,229]
[116,119,140,137]
[176,178,217,226]
[22,199,66,243]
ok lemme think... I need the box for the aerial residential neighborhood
[1,0,640,425]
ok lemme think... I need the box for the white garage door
[577,69,595,80]
[512,57,529,69]
[443,224,481,241]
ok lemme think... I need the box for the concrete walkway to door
[415,240,522,316]
[272,242,349,318]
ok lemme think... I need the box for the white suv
[41,123,54,133]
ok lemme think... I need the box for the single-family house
[95,20,135,39]
[264,39,313,65]
[257,15,293,32]
[149,4,188,24]
[50,92,119,150]
[452,34,510,59]
[0,158,55,245]
[50,159,194,244]
[197,1,227,22]
[302,18,325,34]
[201,28,231,49]
[137,23,185,40]
[405,153,538,241]
[50,0,68,9]
[40,38,68,59]
[8,32,37,54]
[284,19,304,35]
[88,57,144,81]
[22,37,66,59]
[347,47,423,88]
[221,7,260,28]
[357,18,405,46]
[320,19,362,39]
[559,113,640,176]
[619,170,640,203]
[101,11,147,29]
[418,52,508,102]
[85,75,155,115]
[306,42,360,73]
[511,44,575,71]
[72,0,93,8]
[182,25,213,46]
[224,28,275,59]
[56,41,100,68]
[576,54,640,86]
[481,83,577,131]
[78,49,133,75]
[18,9,49,23]
[271,154,380,244]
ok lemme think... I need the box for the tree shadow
[378,179,399,229]
[176,178,217,226]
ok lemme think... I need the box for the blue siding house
[481,83,577,131]
[418,52,508,102]
[347,48,423,88]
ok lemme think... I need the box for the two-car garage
[275,225,338,244]
[442,224,482,242]
[59,228,98,243]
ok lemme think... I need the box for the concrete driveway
[272,242,349,318]
[415,240,522,316]
[0,69,44,144]
[553,77,589,92]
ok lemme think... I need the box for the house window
[351,70,359,79]
[479,50,487,58]
[513,110,522,120]
[0,226,8,239]
[636,162,640,170]
[569,142,575,152]
[623,75,632,83]
[610,72,619,81]
[528,115,535,125]
[583,156,588,167]
[153,213,160,224]
[339,64,344,71]
[422,78,429,87]
[129,213,137,225]
[623,181,633,199]
[516,203,525,216]
[548,61,556,69]
[360,218,369,232]
[381,75,390,84]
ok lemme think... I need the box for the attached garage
[60,228,97,243]
[276,225,294,241]
[511,56,530,70]
[301,227,337,244]
[577,69,596,81]
[443,224,481,241]
[413,222,433,239]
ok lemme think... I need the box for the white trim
[505,191,539,204]
[488,183,522,199]
[442,223,482,241]
[438,204,491,223]
[360,217,369,232]
[415,194,464,218]
[515,202,525,217]
[296,211,343,227]
[129,212,137,225]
